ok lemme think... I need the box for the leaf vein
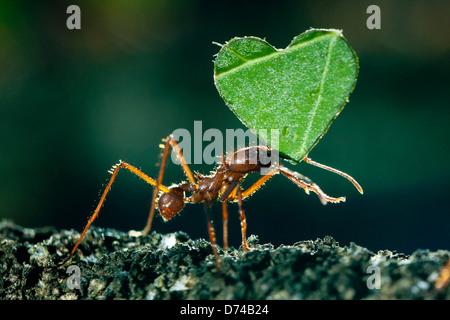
[298,36,337,157]
[225,47,249,62]
[215,33,332,79]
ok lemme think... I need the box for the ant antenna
[303,157,364,194]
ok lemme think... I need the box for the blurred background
[1,0,449,255]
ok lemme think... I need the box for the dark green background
[1,0,449,254]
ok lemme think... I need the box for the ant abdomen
[158,187,185,221]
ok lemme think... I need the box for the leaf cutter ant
[54,134,363,271]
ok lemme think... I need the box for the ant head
[157,186,185,221]
[227,146,274,173]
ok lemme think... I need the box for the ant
[54,134,363,271]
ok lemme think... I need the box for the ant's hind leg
[166,135,197,186]
[48,161,170,268]
[141,134,198,235]
[141,137,171,235]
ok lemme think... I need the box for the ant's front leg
[236,183,250,252]
[278,165,346,205]
[221,201,229,250]
[226,168,278,252]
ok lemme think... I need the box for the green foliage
[214,29,358,162]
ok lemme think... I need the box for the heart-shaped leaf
[214,28,359,163]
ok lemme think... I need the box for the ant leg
[141,134,197,235]
[278,165,346,205]
[240,167,279,199]
[435,259,450,290]
[223,169,278,250]
[204,205,221,273]
[167,135,197,187]
[220,151,229,250]
[304,157,363,194]
[236,183,250,252]
[222,201,229,250]
[225,168,278,202]
[141,137,171,235]
[51,161,171,268]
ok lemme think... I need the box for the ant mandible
[56,134,363,271]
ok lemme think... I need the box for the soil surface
[0,219,448,300]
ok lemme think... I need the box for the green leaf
[214,28,359,163]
